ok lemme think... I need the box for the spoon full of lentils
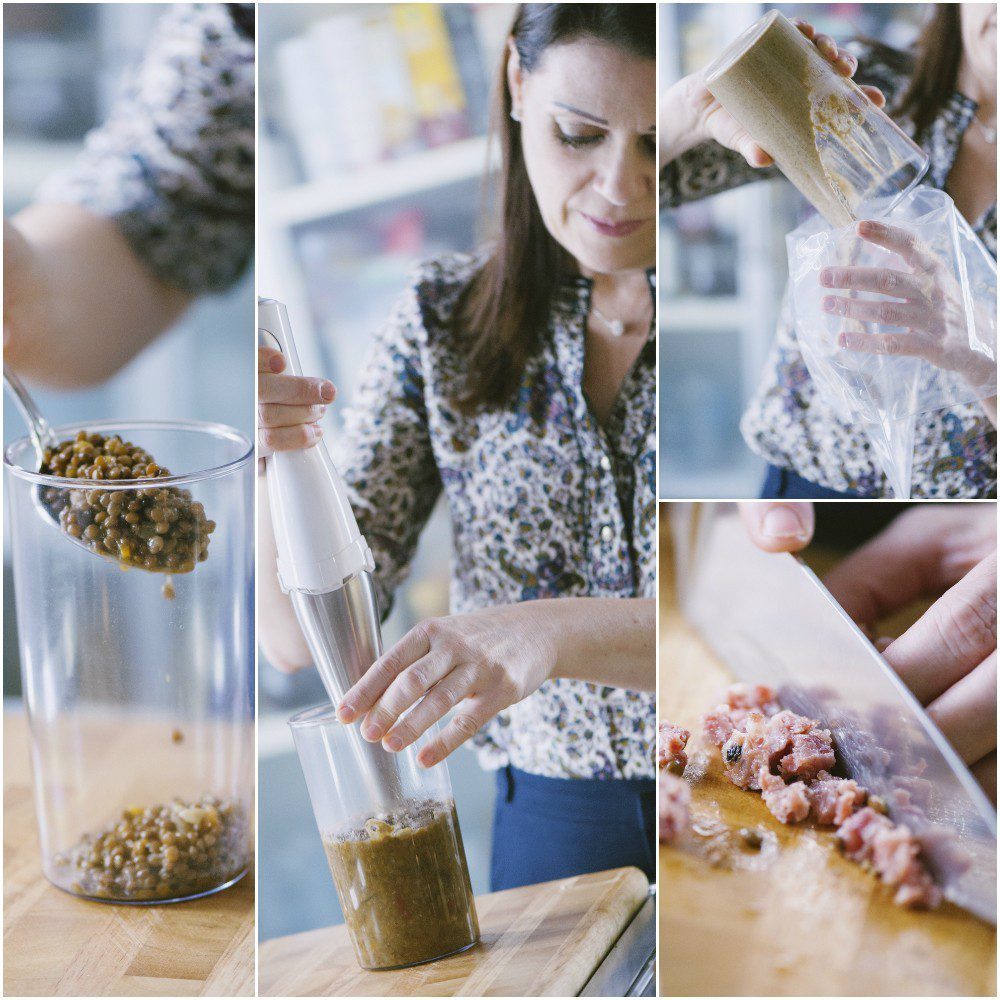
[4,366,215,596]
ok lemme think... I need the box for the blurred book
[391,3,470,148]
[357,7,421,158]
[274,32,345,177]
[442,4,489,135]
[309,14,383,170]
[274,3,510,183]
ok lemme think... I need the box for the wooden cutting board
[659,523,997,997]
[259,865,649,997]
[3,711,254,997]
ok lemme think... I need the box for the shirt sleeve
[333,273,444,620]
[662,142,778,208]
[36,3,254,294]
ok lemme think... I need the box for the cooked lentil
[39,431,215,577]
[57,795,246,902]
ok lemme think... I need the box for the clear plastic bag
[788,186,997,497]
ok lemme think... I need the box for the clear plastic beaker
[705,10,929,226]
[289,704,480,970]
[4,419,254,903]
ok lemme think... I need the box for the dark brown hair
[454,3,655,411]
[895,4,963,137]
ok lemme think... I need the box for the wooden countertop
[259,865,649,997]
[659,520,997,996]
[3,710,254,997]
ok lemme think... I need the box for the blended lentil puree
[325,798,479,969]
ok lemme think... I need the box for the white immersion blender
[258,297,403,812]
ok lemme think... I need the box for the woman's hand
[739,501,815,552]
[257,345,336,459]
[337,603,558,768]
[662,18,885,168]
[822,505,996,773]
[820,220,997,389]
[336,596,655,767]
[740,503,996,782]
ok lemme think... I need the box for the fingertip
[269,353,285,373]
[758,504,812,550]
[320,380,336,402]
[745,144,773,168]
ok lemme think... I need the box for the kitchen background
[257,1,514,940]
[660,2,929,499]
[2,6,254,690]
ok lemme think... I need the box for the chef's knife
[671,503,997,924]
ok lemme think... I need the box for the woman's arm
[3,207,190,388]
[4,5,253,387]
[337,596,655,767]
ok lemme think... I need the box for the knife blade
[675,504,997,924]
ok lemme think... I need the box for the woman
[259,4,657,890]
[661,5,997,498]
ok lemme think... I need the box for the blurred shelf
[661,297,748,331]
[265,135,494,226]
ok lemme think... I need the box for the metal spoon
[3,363,57,462]
[3,366,127,558]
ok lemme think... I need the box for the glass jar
[290,704,480,970]
[705,10,929,227]
[4,420,254,904]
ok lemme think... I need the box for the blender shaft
[289,573,405,811]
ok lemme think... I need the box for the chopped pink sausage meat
[779,727,837,781]
[702,683,780,747]
[658,721,690,772]
[725,683,781,715]
[838,807,942,909]
[721,709,833,791]
[700,684,942,910]
[759,769,811,824]
[659,771,691,844]
[807,771,867,826]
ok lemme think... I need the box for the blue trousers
[761,464,862,499]
[489,766,656,892]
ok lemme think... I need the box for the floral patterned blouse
[336,251,657,780]
[37,3,254,294]
[663,42,997,497]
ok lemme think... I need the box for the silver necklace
[591,304,651,338]
[973,115,997,144]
